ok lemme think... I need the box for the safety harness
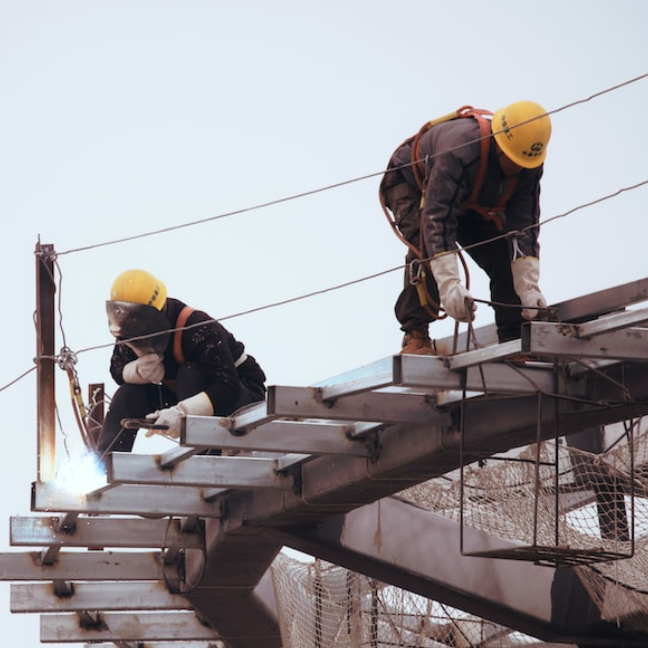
[379,105,518,317]
[173,305,248,368]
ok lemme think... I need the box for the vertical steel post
[35,240,56,482]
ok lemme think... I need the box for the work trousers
[95,362,263,457]
[382,176,524,343]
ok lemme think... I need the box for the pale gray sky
[1,1,647,645]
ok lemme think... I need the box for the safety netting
[270,551,568,648]
[398,421,648,633]
[271,422,648,644]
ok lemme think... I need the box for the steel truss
[3,246,648,647]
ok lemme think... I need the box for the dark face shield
[106,301,170,356]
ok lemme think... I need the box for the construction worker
[380,101,552,355]
[95,269,267,457]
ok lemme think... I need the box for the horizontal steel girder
[523,321,648,360]
[10,515,203,549]
[106,453,295,490]
[213,358,648,529]
[183,418,372,456]
[40,611,218,643]
[0,550,163,581]
[31,481,223,518]
[11,581,191,613]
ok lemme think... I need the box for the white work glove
[430,253,476,323]
[145,391,214,439]
[122,353,165,384]
[511,256,547,320]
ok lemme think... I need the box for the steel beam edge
[10,515,203,549]
[31,481,224,518]
[40,611,219,643]
[11,581,191,613]
[106,453,295,490]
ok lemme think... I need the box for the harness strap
[461,175,519,231]
[173,305,249,368]
[463,110,492,205]
[173,306,195,364]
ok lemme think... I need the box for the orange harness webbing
[173,306,195,364]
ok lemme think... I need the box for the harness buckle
[408,259,425,286]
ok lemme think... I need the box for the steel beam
[12,581,190,612]
[31,481,223,518]
[106,453,295,490]
[10,515,203,549]
[183,418,372,456]
[40,611,218,643]
[267,385,452,425]
[576,306,648,338]
[393,353,556,392]
[523,321,648,360]
[35,240,56,482]
[0,551,163,581]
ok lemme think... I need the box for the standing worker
[380,101,552,355]
[95,269,267,457]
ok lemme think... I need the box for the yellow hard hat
[110,269,167,311]
[492,101,551,169]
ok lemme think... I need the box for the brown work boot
[401,329,436,356]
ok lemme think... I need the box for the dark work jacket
[109,297,266,415]
[389,117,544,259]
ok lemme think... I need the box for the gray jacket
[389,117,544,259]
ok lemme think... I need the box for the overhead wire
[0,72,645,394]
[54,72,648,258]
[35,177,648,367]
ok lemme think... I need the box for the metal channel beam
[321,353,555,399]
[0,551,163,581]
[183,418,371,456]
[40,611,219,643]
[394,354,556,393]
[215,361,648,530]
[106,453,294,490]
[11,581,191,612]
[10,516,203,549]
[35,241,56,482]
[275,497,645,647]
[31,481,223,518]
[314,355,399,395]
[523,321,648,360]
[410,276,648,359]
[267,385,452,425]
[555,276,648,321]
[576,306,648,338]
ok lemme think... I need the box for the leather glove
[122,353,165,384]
[511,256,547,320]
[430,253,476,323]
[145,391,214,439]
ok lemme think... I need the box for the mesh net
[398,421,648,633]
[271,552,571,648]
[271,421,648,644]
[400,438,635,564]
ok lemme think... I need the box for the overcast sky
[1,1,647,645]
